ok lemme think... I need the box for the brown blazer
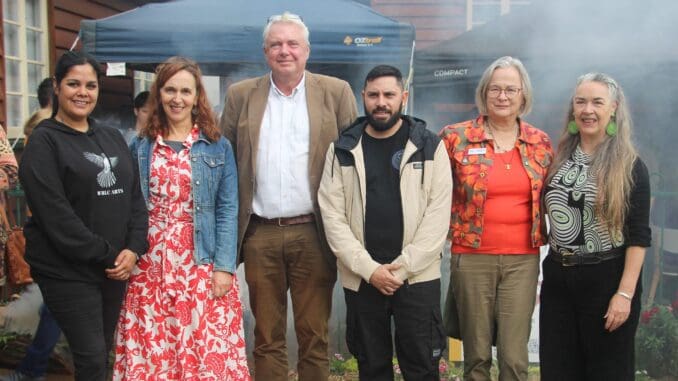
[219,71,358,263]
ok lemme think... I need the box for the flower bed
[636,296,678,379]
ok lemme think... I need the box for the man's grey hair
[262,12,310,48]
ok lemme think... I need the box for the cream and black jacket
[318,116,452,291]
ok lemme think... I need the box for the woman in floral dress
[114,56,250,380]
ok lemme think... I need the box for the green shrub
[636,304,678,378]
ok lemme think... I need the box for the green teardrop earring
[606,115,618,136]
[567,120,579,135]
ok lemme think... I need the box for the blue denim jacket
[129,133,238,273]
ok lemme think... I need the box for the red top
[454,147,539,255]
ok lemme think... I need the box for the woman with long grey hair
[540,73,651,380]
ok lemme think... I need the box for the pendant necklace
[487,122,518,170]
[495,148,516,170]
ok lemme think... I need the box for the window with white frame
[3,0,49,138]
[467,0,531,30]
[134,71,155,93]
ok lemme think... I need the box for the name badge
[468,148,487,155]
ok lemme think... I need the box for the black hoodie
[19,118,148,283]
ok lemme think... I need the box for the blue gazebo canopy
[80,0,415,75]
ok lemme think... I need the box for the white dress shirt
[252,73,313,218]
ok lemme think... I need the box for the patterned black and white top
[545,145,652,255]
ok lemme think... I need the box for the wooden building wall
[53,0,151,112]
[0,0,163,130]
[1,5,6,129]
[371,0,468,50]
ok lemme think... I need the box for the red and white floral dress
[113,132,250,380]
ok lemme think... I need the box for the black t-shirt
[165,140,185,153]
[362,120,410,263]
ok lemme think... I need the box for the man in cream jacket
[318,65,452,381]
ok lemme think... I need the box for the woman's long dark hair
[51,51,102,118]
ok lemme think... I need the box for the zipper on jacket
[398,142,423,249]
[354,165,367,244]
[337,143,367,246]
[331,149,337,178]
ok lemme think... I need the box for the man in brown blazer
[219,12,357,381]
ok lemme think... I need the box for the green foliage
[344,357,358,373]
[327,354,542,380]
[330,353,347,374]
[438,359,465,379]
[330,353,357,374]
[634,371,655,381]
[635,304,678,378]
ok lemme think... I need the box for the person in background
[0,123,18,289]
[0,133,18,192]
[0,116,19,286]
[539,73,651,380]
[122,91,150,144]
[318,65,452,380]
[439,56,553,381]
[0,78,58,381]
[219,12,357,381]
[22,78,53,144]
[18,51,148,381]
[114,56,249,380]
[132,91,150,133]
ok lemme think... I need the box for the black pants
[344,279,446,381]
[539,254,641,381]
[36,276,127,381]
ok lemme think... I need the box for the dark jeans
[344,279,446,381]
[35,276,127,381]
[539,254,641,381]
[16,304,62,377]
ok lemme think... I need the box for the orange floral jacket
[439,116,553,249]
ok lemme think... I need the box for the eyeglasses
[487,86,522,98]
[267,13,303,24]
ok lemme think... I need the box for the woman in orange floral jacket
[439,56,552,381]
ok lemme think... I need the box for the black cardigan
[624,158,652,247]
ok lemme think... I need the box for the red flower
[175,300,193,326]
[127,365,147,380]
[641,306,662,324]
[464,124,485,141]
[177,223,194,250]
[439,359,448,374]
[203,352,227,376]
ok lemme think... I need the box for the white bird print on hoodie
[84,152,119,188]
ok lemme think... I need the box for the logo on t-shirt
[84,152,118,188]
[391,149,404,171]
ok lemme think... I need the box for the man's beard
[365,104,402,132]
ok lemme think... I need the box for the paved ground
[0,368,73,380]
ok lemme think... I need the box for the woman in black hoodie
[18,51,148,381]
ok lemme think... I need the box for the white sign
[106,62,126,76]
